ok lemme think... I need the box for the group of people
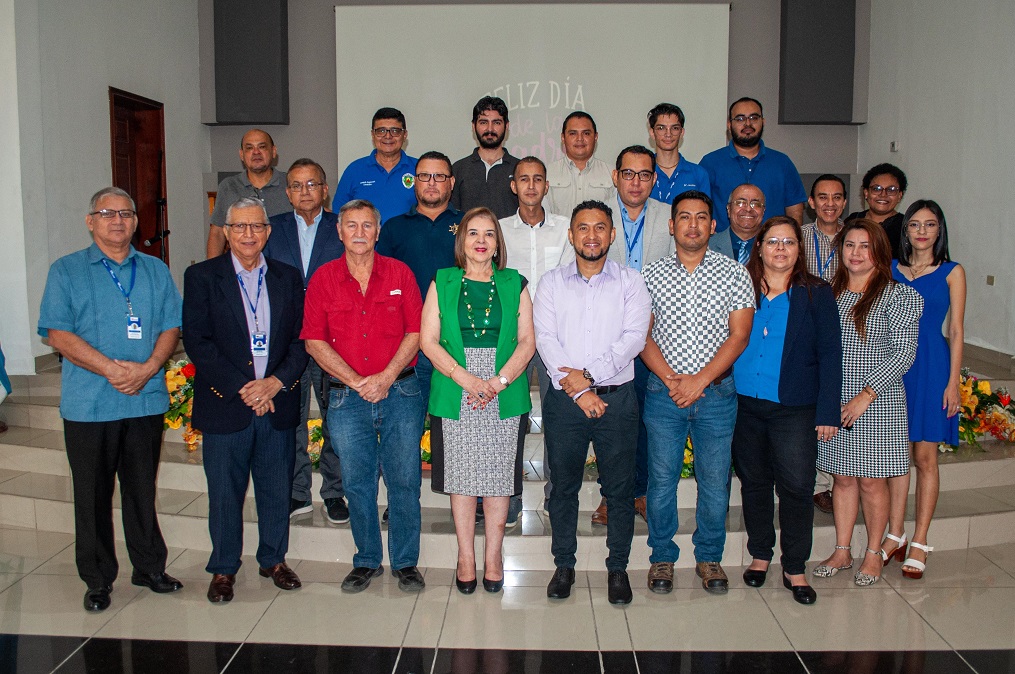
[41,94,965,613]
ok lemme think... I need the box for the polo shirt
[38,244,183,422]
[652,154,710,206]
[451,148,519,219]
[698,140,806,233]
[734,291,790,402]
[376,205,462,299]
[211,170,290,227]
[641,250,755,374]
[332,150,418,223]
[301,253,422,377]
[499,210,570,298]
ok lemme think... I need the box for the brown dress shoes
[259,562,302,590]
[207,574,235,603]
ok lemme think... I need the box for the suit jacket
[182,254,308,434]
[264,210,344,288]
[708,227,735,259]
[777,281,842,426]
[607,197,674,268]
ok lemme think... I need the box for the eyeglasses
[732,199,765,210]
[416,173,450,183]
[226,223,269,233]
[618,169,654,182]
[907,221,939,231]
[653,124,683,135]
[763,237,798,248]
[288,180,323,192]
[731,114,762,124]
[372,127,405,138]
[867,185,901,195]
[89,209,136,219]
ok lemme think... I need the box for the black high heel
[483,577,504,593]
[783,574,817,605]
[456,576,478,594]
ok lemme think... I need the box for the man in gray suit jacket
[708,183,766,264]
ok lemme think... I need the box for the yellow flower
[167,379,179,393]
[420,429,431,451]
[978,380,992,395]
[308,418,322,429]
[167,417,183,430]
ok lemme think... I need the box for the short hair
[372,107,406,129]
[89,186,136,212]
[648,103,686,128]
[671,190,714,219]
[571,199,612,224]
[472,96,509,124]
[337,198,382,225]
[225,197,269,224]
[615,145,656,171]
[561,111,597,134]
[286,158,326,184]
[416,150,453,175]
[860,162,908,194]
[810,174,847,198]
[899,199,950,266]
[728,97,764,119]
[727,183,764,204]
[240,129,274,147]
[513,155,547,177]
[454,207,507,270]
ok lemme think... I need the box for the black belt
[710,368,732,387]
[328,367,415,390]
[590,384,623,395]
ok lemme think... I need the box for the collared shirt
[231,253,272,379]
[652,154,710,205]
[734,291,790,402]
[376,204,462,299]
[801,221,841,281]
[294,209,324,277]
[451,148,520,219]
[499,209,570,298]
[302,253,422,377]
[729,230,756,265]
[332,150,418,223]
[545,155,615,218]
[641,249,755,374]
[38,244,182,422]
[533,258,652,390]
[698,140,807,233]
[618,196,648,271]
[211,170,290,227]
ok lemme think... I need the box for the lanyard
[625,210,646,266]
[101,258,137,315]
[237,268,265,332]
[812,229,836,279]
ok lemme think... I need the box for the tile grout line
[755,586,797,652]
[218,642,244,673]
[428,580,453,674]
[622,587,640,674]
[47,636,92,674]
[885,573,964,657]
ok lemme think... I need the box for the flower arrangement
[307,418,324,468]
[949,369,1015,450]
[586,436,695,477]
[164,359,200,450]
[420,415,432,466]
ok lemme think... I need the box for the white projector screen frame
[335,4,729,185]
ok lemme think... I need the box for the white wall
[859,0,1015,355]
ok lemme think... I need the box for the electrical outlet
[987,275,995,286]
[890,141,900,152]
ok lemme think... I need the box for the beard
[732,127,762,149]
[418,192,448,209]
[478,131,504,150]
[576,244,609,262]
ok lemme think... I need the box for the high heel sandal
[813,545,854,577]
[901,542,934,580]
[854,549,885,586]
[881,531,908,566]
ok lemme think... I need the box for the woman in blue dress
[882,200,966,579]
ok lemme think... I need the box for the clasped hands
[239,376,284,416]
[454,368,504,410]
[104,359,157,397]
[558,367,607,419]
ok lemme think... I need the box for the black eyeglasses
[868,185,901,195]
[618,169,654,182]
[416,173,450,183]
[372,127,405,138]
[731,114,762,124]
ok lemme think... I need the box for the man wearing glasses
[40,187,184,612]
[699,97,806,233]
[647,103,710,206]
[332,107,418,224]
[709,184,767,263]
[451,96,519,219]
[264,159,348,525]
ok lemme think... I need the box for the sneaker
[391,566,426,592]
[382,507,390,523]
[289,498,313,518]
[323,497,350,524]
[505,495,523,529]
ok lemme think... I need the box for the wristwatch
[582,368,595,386]
[498,374,509,387]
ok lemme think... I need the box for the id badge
[127,315,142,340]
[251,332,268,357]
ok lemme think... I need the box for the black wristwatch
[582,368,595,386]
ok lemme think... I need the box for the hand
[486,376,508,395]
[816,425,839,442]
[357,371,396,404]
[665,372,707,408]
[943,381,961,418]
[840,393,873,428]
[107,360,156,396]
[575,391,607,419]
[254,399,275,417]
[557,367,589,397]
[239,376,284,409]
[462,373,498,410]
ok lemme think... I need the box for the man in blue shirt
[699,98,806,233]
[39,187,185,612]
[647,103,709,206]
[332,108,418,223]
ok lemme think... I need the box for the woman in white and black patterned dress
[420,208,534,594]
[813,219,922,587]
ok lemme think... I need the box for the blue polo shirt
[38,244,182,422]
[734,291,790,402]
[376,205,462,299]
[332,150,418,224]
[652,154,710,206]
[698,140,806,233]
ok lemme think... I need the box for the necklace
[463,277,497,337]
[657,161,678,169]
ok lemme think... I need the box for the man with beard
[451,97,519,219]
[709,183,766,263]
[699,98,806,233]
[534,200,652,605]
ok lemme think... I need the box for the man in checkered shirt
[640,189,755,596]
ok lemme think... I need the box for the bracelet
[449,363,459,378]
[864,387,876,402]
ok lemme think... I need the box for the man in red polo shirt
[302,199,426,593]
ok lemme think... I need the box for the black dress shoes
[456,576,478,594]
[607,571,633,605]
[392,566,426,592]
[342,566,383,593]
[83,586,111,612]
[131,571,183,593]
[483,577,504,593]
[546,567,575,599]
[743,568,768,587]
[207,574,235,603]
[783,574,817,605]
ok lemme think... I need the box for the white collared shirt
[499,209,570,298]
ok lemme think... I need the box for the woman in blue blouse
[732,216,842,605]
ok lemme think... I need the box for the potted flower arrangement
[586,436,695,477]
[164,359,201,450]
[951,368,1015,450]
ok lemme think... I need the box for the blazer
[708,228,736,259]
[182,254,308,434]
[607,197,675,268]
[264,210,345,288]
[776,281,842,426]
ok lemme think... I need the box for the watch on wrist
[497,374,509,387]
[582,368,595,386]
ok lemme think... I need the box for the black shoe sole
[131,577,182,594]
[323,504,350,524]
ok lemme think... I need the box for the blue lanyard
[101,257,137,314]
[624,210,646,265]
[237,268,265,331]
[812,229,836,279]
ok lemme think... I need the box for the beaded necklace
[463,277,497,337]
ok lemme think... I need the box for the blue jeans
[325,374,425,569]
[644,372,737,564]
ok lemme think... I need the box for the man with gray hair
[39,187,185,612]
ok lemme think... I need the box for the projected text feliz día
[484,79,585,112]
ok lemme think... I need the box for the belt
[710,368,732,387]
[590,384,623,395]
[328,367,415,390]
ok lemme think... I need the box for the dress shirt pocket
[544,246,564,271]
[374,294,405,337]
